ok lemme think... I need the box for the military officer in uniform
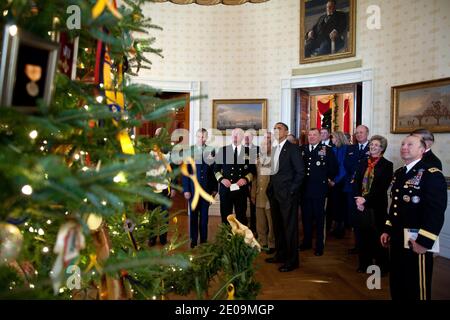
[300,128,338,256]
[381,134,447,300]
[183,128,218,248]
[214,128,256,225]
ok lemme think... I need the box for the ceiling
[152,0,269,5]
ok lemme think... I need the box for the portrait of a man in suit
[301,0,355,64]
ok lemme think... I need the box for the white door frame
[130,77,201,145]
[280,68,374,132]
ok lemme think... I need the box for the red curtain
[317,100,331,129]
[344,98,350,133]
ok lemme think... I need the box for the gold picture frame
[300,0,356,64]
[391,78,450,133]
[212,99,267,134]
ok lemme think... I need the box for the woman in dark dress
[354,135,393,274]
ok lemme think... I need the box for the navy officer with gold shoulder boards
[214,128,256,225]
[380,134,447,300]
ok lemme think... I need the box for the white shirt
[273,139,287,171]
[309,143,319,152]
[322,139,331,146]
[358,141,369,151]
[405,158,421,174]
[232,144,242,156]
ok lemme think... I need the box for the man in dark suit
[411,128,443,170]
[183,128,218,248]
[214,128,256,225]
[244,131,260,235]
[320,127,335,147]
[305,0,347,57]
[266,122,305,272]
[300,128,338,256]
[344,124,370,254]
[381,134,446,300]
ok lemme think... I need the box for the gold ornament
[86,214,103,231]
[0,223,24,265]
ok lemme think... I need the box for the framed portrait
[300,0,356,64]
[391,78,450,133]
[212,99,267,134]
[0,24,59,113]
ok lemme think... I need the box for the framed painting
[0,24,59,113]
[391,78,450,133]
[300,0,356,64]
[212,99,267,134]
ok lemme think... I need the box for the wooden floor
[168,196,450,300]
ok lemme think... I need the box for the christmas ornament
[86,213,103,231]
[50,221,85,294]
[92,0,123,20]
[181,157,215,210]
[227,283,235,300]
[0,223,24,264]
[227,214,261,251]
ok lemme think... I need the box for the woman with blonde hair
[328,131,350,238]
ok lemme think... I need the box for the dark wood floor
[167,197,450,300]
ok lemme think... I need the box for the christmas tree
[0,0,260,300]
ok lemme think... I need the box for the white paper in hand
[404,228,439,253]
[230,183,240,192]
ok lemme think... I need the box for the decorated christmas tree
[0,0,260,300]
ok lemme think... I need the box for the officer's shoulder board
[428,167,441,173]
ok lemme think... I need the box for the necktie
[359,144,363,151]
[310,145,314,152]
[234,146,238,164]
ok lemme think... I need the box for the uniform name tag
[404,228,439,253]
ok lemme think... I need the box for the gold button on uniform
[394,197,398,200]
[394,212,398,216]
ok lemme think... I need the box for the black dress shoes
[265,257,285,264]
[278,264,298,272]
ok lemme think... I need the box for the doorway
[294,83,362,144]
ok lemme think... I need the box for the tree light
[96,96,104,103]
[46,220,52,225]
[29,130,38,139]
[8,25,17,36]
[21,185,33,195]
[42,247,49,253]
[38,228,44,235]
[113,172,127,183]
